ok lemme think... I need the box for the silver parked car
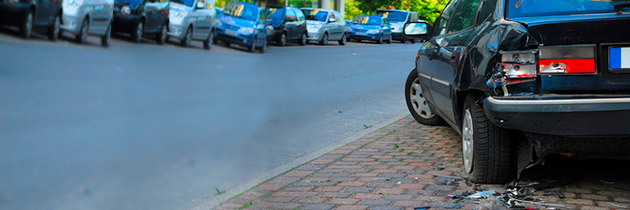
[300,8,346,45]
[168,0,216,50]
[61,0,115,47]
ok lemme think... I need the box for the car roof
[375,9,412,13]
[300,8,334,12]
[356,15,382,19]
[267,4,297,9]
[230,1,258,7]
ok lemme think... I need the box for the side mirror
[196,1,205,9]
[403,22,428,37]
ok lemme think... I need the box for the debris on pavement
[466,190,497,199]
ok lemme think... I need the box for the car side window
[329,12,337,22]
[448,0,481,33]
[286,8,297,22]
[295,8,305,22]
[334,11,344,22]
[476,0,496,23]
[434,0,460,36]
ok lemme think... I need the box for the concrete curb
[186,112,409,210]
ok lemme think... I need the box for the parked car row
[0,0,422,53]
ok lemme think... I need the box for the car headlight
[215,20,223,27]
[170,11,187,24]
[307,24,322,31]
[120,5,131,16]
[367,29,380,34]
[63,0,83,13]
[238,27,254,35]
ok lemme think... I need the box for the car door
[294,8,306,37]
[192,0,213,39]
[382,18,392,39]
[284,8,297,39]
[327,12,341,39]
[424,0,481,123]
[333,11,345,38]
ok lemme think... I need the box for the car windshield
[375,11,407,22]
[352,16,381,25]
[171,0,194,7]
[507,0,624,18]
[265,8,285,20]
[224,2,258,21]
[303,9,328,22]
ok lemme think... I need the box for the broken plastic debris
[414,207,430,210]
[465,190,496,199]
[370,178,390,181]
[444,205,462,209]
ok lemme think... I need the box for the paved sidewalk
[216,117,630,210]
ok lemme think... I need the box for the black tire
[181,26,192,47]
[338,33,346,45]
[401,35,407,43]
[101,23,111,47]
[405,69,445,125]
[20,10,33,39]
[298,33,306,46]
[249,37,256,52]
[131,21,143,43]
[203,30,213,50]
[376,34,383,44]
[75,18,89,43]
[277,32,286,46]
[411,38,416,43]
[48,15,60,41]
[319,32,328,45]
[386,34,392,44]
[461,94,513,184]
[156,25,167,45]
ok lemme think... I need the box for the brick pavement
[216,117,630,210]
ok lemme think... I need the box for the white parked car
[168,0,216,49]
[61,0,115,47]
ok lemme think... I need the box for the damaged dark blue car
[404,0,630,183]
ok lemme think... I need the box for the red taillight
[539,45,597,75]
[539,58,596,74]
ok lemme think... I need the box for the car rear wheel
[462,94,513,184]
[298,33,306,46]
[131,21,143,43]
[101,23,111,47]
[277,32,286,46]
[156,25,167,45]
[20,10,33,39]
[48,15,60,41]
[203,30,213,50]
[405,69,445,125]
[181,26,192,47]
[338,33,346,45]
[75,18,89,43]
[319,32,328,45]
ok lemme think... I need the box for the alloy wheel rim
[81,21,88,41]
[462,109,474,173]
[281,34,286,45]
[161,27,166,42]
[186,29,192,45]
[53,17,60,37]
[323,34,327,43]
[409,78,435,119]
[137,23,143,41]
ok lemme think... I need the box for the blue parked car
[347,15,392,44]
[214,1,268,53]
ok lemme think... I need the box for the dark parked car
[0,0,62,40]
[113,0,170,44]
[404,0,630,184]
[375,9,418,43]
[347,15,392,44]
[215,1,267,53]
[264,5,307,46]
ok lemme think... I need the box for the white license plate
[356,32,366,36]
[226,30,238,37]
[610,47,630,70]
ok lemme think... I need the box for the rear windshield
[224,2,258,21]
[375,11,407,22]
[352,16,381,25]
[303,9,328,22]
[507,0,620,18]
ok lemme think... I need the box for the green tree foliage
[344,0,363,20]
[352,0,447,23]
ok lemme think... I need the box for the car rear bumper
[484,96,630,136]
[391,32,405,41]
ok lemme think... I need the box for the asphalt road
[0,28,420,210]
